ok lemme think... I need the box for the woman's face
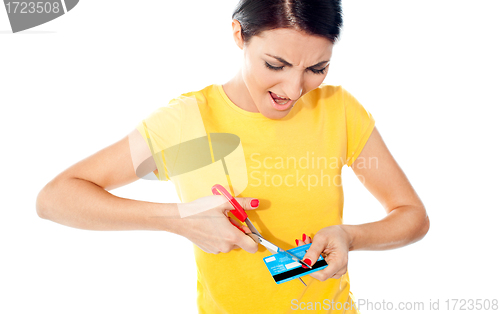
[234,22,334,119]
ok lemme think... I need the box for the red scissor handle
[211,184,248,222]
[229,220,246,233]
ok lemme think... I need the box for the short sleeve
[343,87,376,167]
[134,101,184,181]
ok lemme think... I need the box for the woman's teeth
[270,92,290,105]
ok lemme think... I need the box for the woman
[36,0,430,313]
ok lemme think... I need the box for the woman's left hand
[295,225,352,281]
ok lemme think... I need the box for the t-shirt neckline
[216,84,271,120]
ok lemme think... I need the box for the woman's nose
[283,72,304,100]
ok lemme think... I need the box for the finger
[234,197,260,211]
[296,233,311,246]
[226,217,256,252]
[300,233,312,245]
[228,217,251,234]
[302,236,327,267]
[235,232,259,254]
[331,266,347,279]
[308,263,341,281]
[304,235,312,244]
[295,238,306,246]
[311,250,347,280]
[234,226,259,253]
[323,253,347,277]
[308,268,334,281]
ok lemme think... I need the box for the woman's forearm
[36,177,181,233]
[342,205,430,251]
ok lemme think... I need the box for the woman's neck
[222,71,259,113]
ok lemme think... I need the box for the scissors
[211,184,311,286]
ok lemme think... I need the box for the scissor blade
[254,234,312,269]
[246,233,308,286]
[247,233,277,254]
[244,218,261,237]
[256,236,280,254]
[265,246,278,255]
[278,248,312,269]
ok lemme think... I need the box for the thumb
[234,197,260,211]
[302,236,327,267]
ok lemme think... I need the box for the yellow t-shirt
[135,83,375,313]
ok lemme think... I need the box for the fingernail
[251,199,259,208]
[295,239,299,246]
[301,258,312,268]
[302,233,306,241]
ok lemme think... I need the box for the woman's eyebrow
[265,54,330,68]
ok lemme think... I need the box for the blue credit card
[262,243,328,284]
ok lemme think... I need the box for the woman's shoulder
[167,84,219,106]
[301,83,346,104]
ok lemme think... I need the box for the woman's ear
[231,19,244,50]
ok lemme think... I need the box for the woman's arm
[36,133,180,232]
[36,131,259,254]
[343,126,430,250]
[297,126,429,280]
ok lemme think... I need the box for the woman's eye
[309,67,327,75]
[265,62,284,71]
[265,61,327,74]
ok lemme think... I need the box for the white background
[1,1,499,313]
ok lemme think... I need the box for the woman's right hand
[174,195,261,254]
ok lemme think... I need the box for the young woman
[36,0,429,313]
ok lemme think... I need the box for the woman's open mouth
[269,91,293,111]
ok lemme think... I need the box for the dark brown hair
[232,0,343,44]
